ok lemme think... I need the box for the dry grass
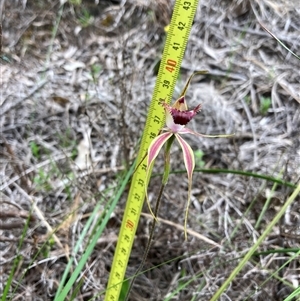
[1,0,299,300]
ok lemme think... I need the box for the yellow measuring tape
[104,1,199,300]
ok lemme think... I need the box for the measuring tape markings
[104,1,199,300]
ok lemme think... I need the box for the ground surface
[1,0,300,300]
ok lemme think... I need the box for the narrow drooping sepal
[179,127,235,138]
[146,132,173,219]
[175,133,195,239]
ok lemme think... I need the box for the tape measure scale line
[104,1,199,300]
[155,1,198,106]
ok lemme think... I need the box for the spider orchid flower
[145,71,234,239]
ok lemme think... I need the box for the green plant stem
[125,136,174,301]
[124,183,164,301]
[255,176,279,229]
[162,135,175,185]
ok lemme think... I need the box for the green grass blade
[54,201,103,300]
[163,271,203,301]
[255,179,279,229]
[259,22,300,61]
[241,248,300,300]
[55,161,135,300]
[253,248,300,256]
[1,255,22,301]
[283,285,300,301]
[4,209,33,301]
[168,168,297,188]
[209,183,300,301]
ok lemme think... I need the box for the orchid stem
[125,136,174,301]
